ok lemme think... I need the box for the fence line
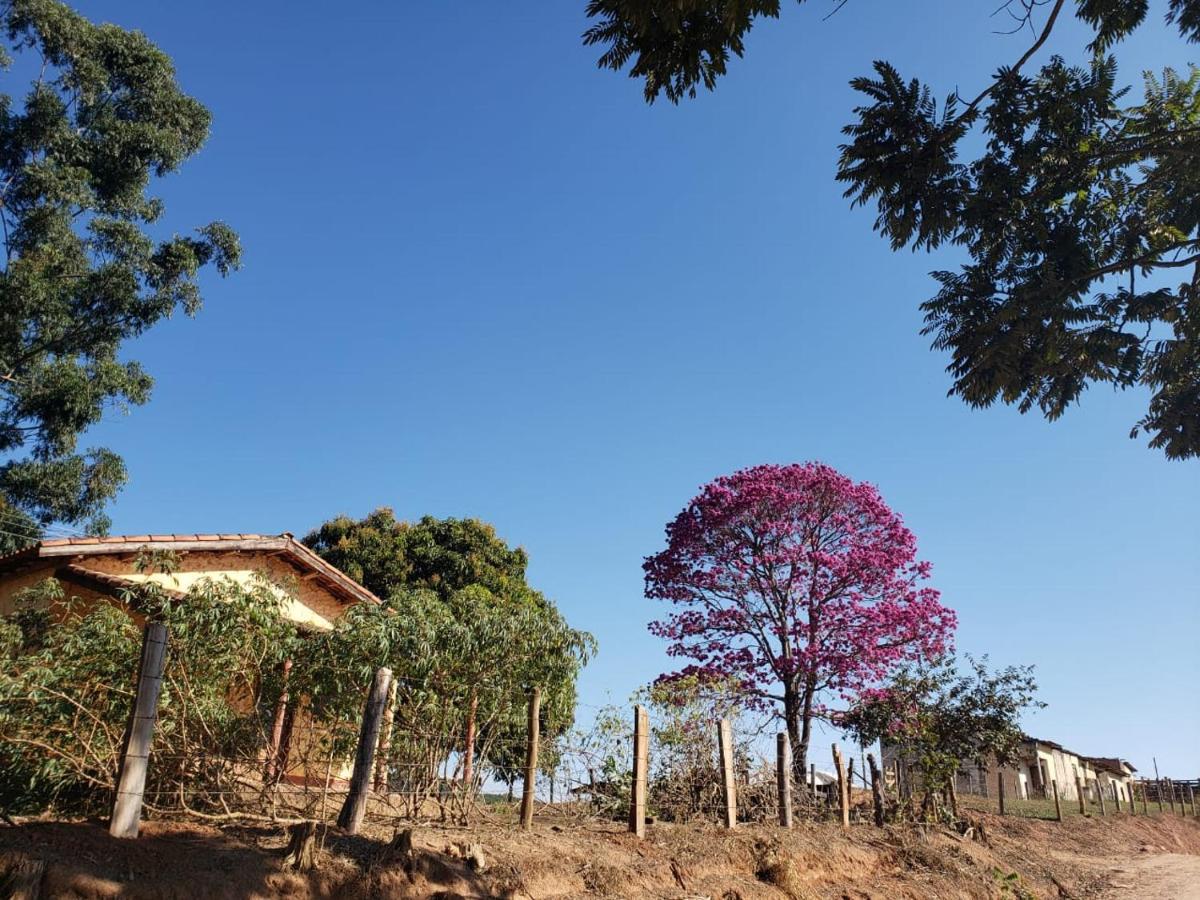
[10,620,1196,840]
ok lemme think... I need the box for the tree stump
[282,821,318,872]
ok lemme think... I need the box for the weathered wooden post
[110,622,169,839]
[776,733,793,828]
[629,704,649,838]
[811,763,818,803]
[519,687,541,830]
[1189,785,1197,817]
[373,676,397,794]
[832,744,849,829]
[997,771,1006,816]
[1051,779,1062,822]
[1075,775,1086,815]
[1157,779,1165,812]
[1096,780,1106,816]
[718,718,737,829]
[337,666,393,834]
[867,753,884,827]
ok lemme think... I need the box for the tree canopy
[838,654,1044,798]
[585,1,1200,458]
[644,462,956,778]
[303,509,595,806]
[0,0,240,535]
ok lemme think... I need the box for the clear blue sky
[71,1,1197,776]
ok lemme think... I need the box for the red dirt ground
[1,809,1197,898]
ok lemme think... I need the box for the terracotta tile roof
[40,533,271,548]
[0,533,381,608]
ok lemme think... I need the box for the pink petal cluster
[644,462,956,714]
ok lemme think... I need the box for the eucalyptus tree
[585,1,1200,458]
[0,0,240,533]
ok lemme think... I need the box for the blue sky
[66,1,1197,775]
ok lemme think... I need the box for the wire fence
[5,613,1197,838]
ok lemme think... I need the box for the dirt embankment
[1,811,1198,899]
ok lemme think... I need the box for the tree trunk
[462,688,478,793]
[788,676,817,790]
[784,683,804,783]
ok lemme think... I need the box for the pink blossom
[645,462,956,769]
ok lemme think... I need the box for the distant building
[882,735,1136,803]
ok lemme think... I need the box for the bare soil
[1,810,1197,899]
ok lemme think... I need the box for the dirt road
[1101,853,1200,899]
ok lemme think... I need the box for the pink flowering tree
[644,462,956,778]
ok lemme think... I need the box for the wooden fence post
[997,771,1006,816]
[629,704,649,838]
[1113,781,1122,813]
[337,667,393,834]
[811,763,818,803]
[1141,781,1148,814]
[867,753,884,827]
[718,718,737,828]
[1157,779,1165,812]
[1189,786,1196,817]
[1096,780,1106,816]
[519,687,541,831]
[1051,779,1062,822]
[110,622,168,839]
[373,676,397,794]
[776,733,793,828]
[1075,776,1085,815]
[832,744,849,829]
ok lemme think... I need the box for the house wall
[1095,769,1133,803]
[0,563,64,615]
[83,551,347,629]
[1,552,349,629]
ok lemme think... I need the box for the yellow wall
[76,551,347,630]
[0,550,352,630]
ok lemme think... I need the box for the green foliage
[302,510,595,813]
[840,56,1200,458]
[0,0,240,530]
[0,498,40,552]
[586,1,1200,458]
[0,554,297,816]
[301,508,412,601]
[838,654,1044,796]
[584,0,785,103]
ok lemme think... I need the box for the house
[0,533,383,786]
[882,735,1136,804]
[0,533,380,627]
[1084,757,1137,803]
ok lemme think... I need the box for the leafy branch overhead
[0,0,240,532]
[585,1,1200,458]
